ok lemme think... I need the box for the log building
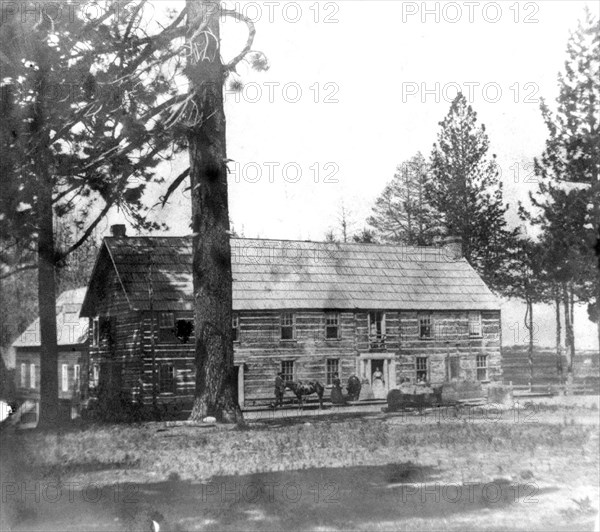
[80,231,502,408]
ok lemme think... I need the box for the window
[62,364,69,392]
[232,314,240,342]
[92,317,99,347]
[416,357,428,383]
[90,364,100,388]
[20,363,27,388]
[158,312,175,342]
[326,359,339,385]
[281,360,294,382]
[175,319,194,343]
[325,313,340,340]
[159,364,176,394]
[419,313,432,340]
[159,312,175,329]
[96,316,116,345]
[74,364,81,387]
[476,355,488,381]
[280,313,295,340]
[368,312,385,348]
[469,312,482,338]
[29,363,36,389]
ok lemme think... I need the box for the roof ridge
[105,234,451,252]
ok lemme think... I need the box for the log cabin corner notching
[80,236,502,408]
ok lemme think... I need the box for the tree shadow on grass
[6,462,559,531]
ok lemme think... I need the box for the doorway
[371,359,384,378]
[358,355,395,394]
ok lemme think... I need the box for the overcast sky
[101,0,598,348]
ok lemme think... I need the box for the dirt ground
[1,398,598,532]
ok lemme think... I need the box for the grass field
[1,400,599,531]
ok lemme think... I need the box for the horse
[285,380,324,408]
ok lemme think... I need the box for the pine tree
[0,0,183,426]
[368,153,437,245]
[505,237,553,384]
[183,2,268,423]
[1,0,269,425]
[525,8,600,369]
[427,93,517,292]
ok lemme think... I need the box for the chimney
[110,224,127,238]
[441,236,462,262]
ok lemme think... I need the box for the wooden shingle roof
[80,236,500,316]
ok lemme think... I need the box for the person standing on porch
[331,372,345,405]
[274,372,285,408]
[372,368,386,399]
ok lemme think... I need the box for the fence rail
[508,382,599,396]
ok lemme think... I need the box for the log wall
[90,302,503,407]
[396,310,502,385]
[236,311,358,405]
[89,268,144,401]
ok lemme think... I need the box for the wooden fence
[502,346,599,394]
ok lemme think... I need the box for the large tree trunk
[37,180,59,429]
[186,1,242,424]
[34,61,59,429]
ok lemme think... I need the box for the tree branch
[160,167,190,207]
[61,202,112,259]
[220,9,256,72]
[0,263,37,280]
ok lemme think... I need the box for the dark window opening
[368,312,385,348]
[157,312,194,343]
[175,319,194,343]
[419,314,432,340]
[281,313,295,340]
[99,316,117,345]
[325,313,340,339]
